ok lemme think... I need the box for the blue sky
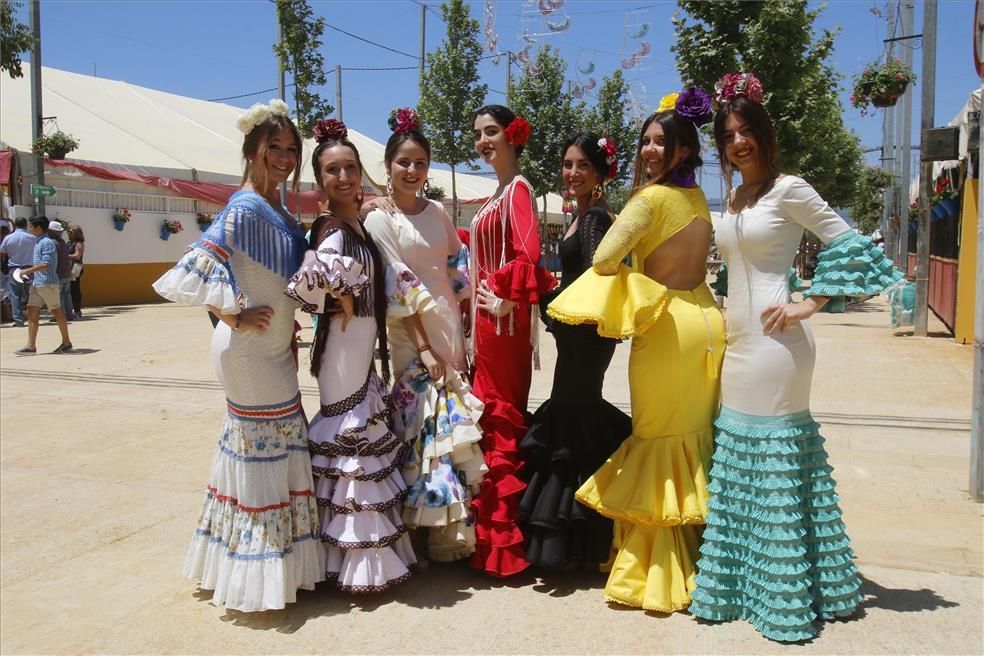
[14,0,981,198]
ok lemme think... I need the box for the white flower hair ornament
[237,99,291,135]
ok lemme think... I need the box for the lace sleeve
[578,208,613,270]
[592,194,653,275]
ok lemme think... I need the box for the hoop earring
[386,178,394,196]
[422,179,431,196]
[591,183,603,201]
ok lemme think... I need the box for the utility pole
[974,76,984,501]
[419,3,426,98]
[881,1,897,263]
[506,51,513,98]
[335,64,342,120]
[276,8,287,206]
[897,1,915,273]
[915,0,937,337]
[29,0,44,215]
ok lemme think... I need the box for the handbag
[70,261,83,280]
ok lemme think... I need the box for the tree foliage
[1,0,33,79]
[419,0,487,223]
[509,45,580,218]
[274,0,334,138]
[850,166,893,234]
[672,0,861,207]
[584,70,638,189]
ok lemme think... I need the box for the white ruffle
[153,250,241,315]
[285,251,368,313]
[385,261,438,319]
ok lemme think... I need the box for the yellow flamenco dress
[547,184,726,612]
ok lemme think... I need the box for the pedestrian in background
[66,224,85,319]
[0,217,36,327]
[47,221,74,320]
[15,215,72,354]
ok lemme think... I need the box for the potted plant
[112,208,132,231]
[195,212,213,232]
[850,58,916,116]
[932,176,959,219]
[31,130,81,160]
[161,218,183,241]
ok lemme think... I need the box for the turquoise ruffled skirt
[689,407,862,642]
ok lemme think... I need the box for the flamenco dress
[153,190,324,611]
[285,218,416,592]
[689,175,903,641]
[520,207,631,570]
[548,184,726,611]
[364,202,487,562]
[469,176,557,577]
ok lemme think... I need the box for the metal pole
[880,1,897,261]
[972,81,984,502]
[29,0,44,215]
[335,64,342,121]
[506,51,512,98]
[419,3,426,98]
[915,0,937,337]
[898,1,915,274]
[276,10,287,207]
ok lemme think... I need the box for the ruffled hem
[491,258,558,305]
[469,397,530,577]
[803,230,903,299]
[324,540,416,593]
[575,429,713,526]
[519,399,631,570]
[600,521,703,612]
[547,264,669,339]
[385,262,438,319]
[152,249,241,315]
[689,405,863,642]
[284,251,369,314]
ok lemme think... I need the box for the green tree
[850,166,893,234]
[419,0,487,224]
[672,0,861,207]
[1,0,33,79]
[584,70,637,190]
[509,45,579,221]
[274,0,334,138]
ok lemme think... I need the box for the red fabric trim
[0,150,12,184]
[43,158,326,214]
[227,398,303,418]
[206,486,315,513]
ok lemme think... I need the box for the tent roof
[0,66,562,212]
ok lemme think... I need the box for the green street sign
[31,184,57,198]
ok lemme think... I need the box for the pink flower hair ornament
[388,107,420,135]
[313,118,348,143]
[714,72,765,106]
[504,116,532,147]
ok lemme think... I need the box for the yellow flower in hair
[656,93,679,113]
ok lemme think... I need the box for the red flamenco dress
[469,175,556,577]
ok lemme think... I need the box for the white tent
[0,66,564,223]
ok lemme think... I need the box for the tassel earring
[591,183,603,201]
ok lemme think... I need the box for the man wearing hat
[47,220,74,319]
[14,215,72,354]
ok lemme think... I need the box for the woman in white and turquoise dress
[688,74,902,641]
[153,100,324,611]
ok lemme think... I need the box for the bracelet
[417,343,431,353]
[233,314,242,331]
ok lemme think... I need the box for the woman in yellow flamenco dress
[548,88,725,612]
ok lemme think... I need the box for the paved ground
[0,296,981,655]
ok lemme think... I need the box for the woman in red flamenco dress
[468,105,556,577]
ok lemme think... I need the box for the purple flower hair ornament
[675,87,713,127]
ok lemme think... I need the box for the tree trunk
[451,164,459,226]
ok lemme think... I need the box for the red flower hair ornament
[597,137,619,180]
[388,107,420,135]
[313,118,348,143]
[503,116,532,147]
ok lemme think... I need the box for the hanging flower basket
[851,59,916,116]
[31,130,81,159]
[161,218,183,241]
[112,208,131,231]
[196,212,213,232]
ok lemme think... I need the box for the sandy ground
[0,295,981,655]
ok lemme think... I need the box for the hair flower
[236,98,291,135]
[675,87,713,126]
[387,107,420,135]
[503,116,532,146]
[714,72,764,105]
[597,136,619,179]
[313,118,348,143]
[656,92,679,113]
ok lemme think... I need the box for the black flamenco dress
[519,207,632,570]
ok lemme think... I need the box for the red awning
[0,150,12,185]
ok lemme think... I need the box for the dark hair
[384,131,431,169]
[68,225,85,242]
[29,215,49,231]
[561,132,610,183]
[240,114,304,194]
[630,111,704,196]
[472,104,525,157]
[14,217,27,229]
[713,96,779,189]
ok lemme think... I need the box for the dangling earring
[422,179,431,196]
[591,183,603,201]
[386,177,394,197]
[562,189,574,215]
